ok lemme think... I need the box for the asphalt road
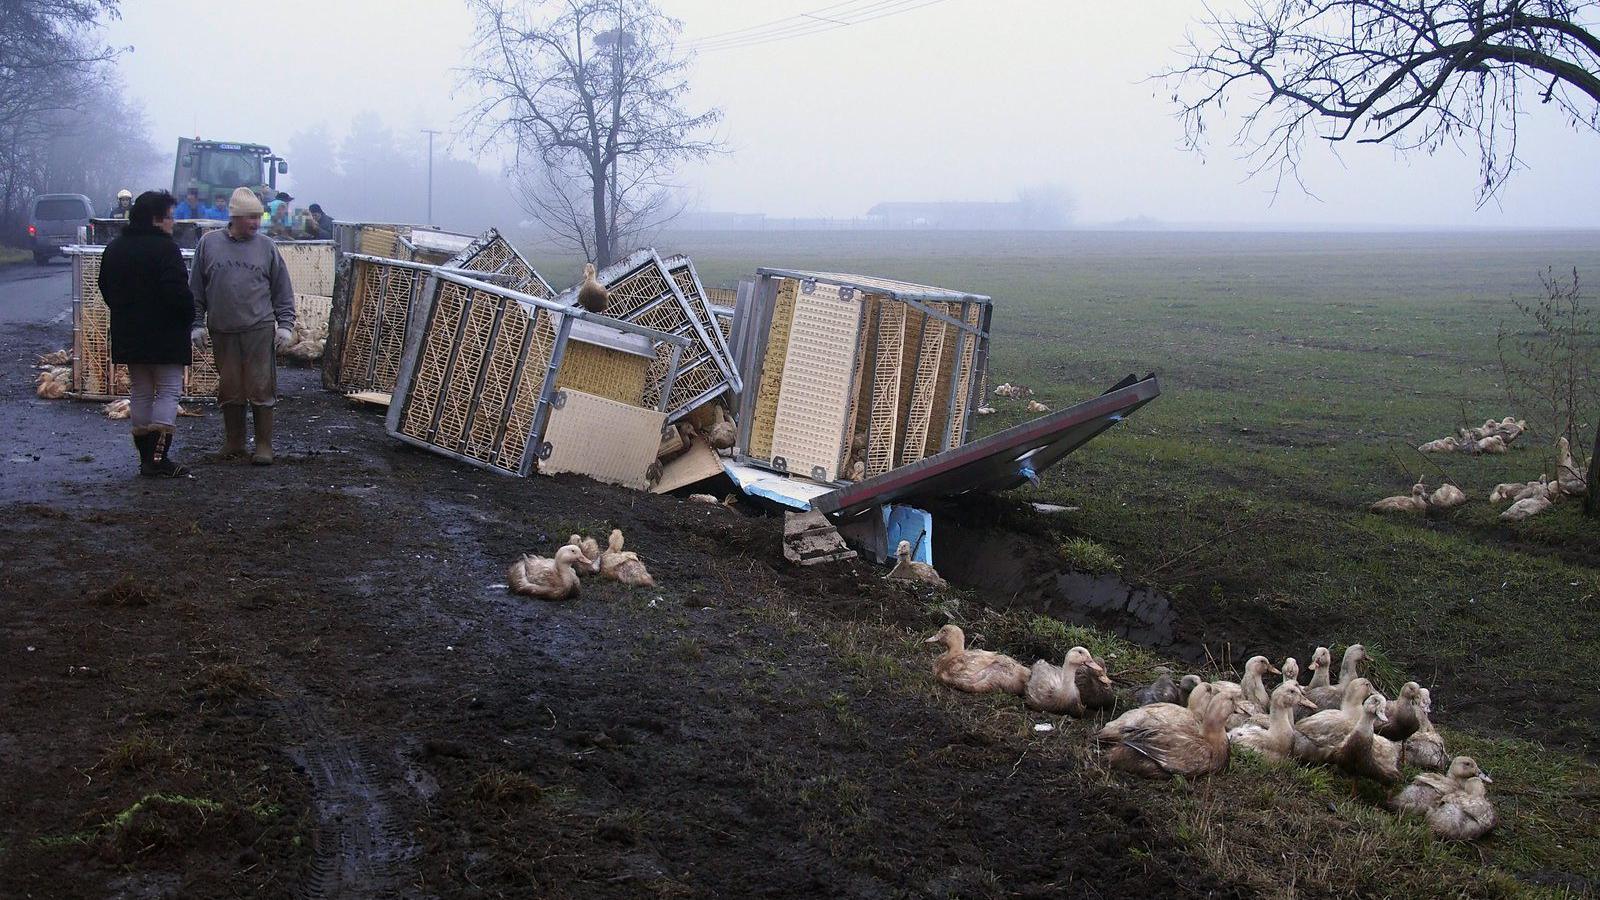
[0,259,71,325]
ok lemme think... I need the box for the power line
[688,0,879,45]
[688,0,953,54]
[691,0,928,50]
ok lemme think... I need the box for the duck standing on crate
[189,187,296,465]
[97,190,197,477]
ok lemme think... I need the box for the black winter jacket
[99,223,195,366]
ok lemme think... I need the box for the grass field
[529,229,1600,895]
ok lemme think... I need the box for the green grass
[0,245,31,265]
[528,228,1600,894]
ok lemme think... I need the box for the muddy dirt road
[0,281,1241,897]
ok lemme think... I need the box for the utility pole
[421,128,442,224]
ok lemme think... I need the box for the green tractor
[172,137,288,204]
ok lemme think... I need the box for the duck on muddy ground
[924,624,1030,696]
[508,544,587,601]
[1025,646,1110,716]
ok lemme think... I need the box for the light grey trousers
[127,363,184,432]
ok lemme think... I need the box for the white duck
[1228,681,1318,761]
[508,545,586,601]
[887,540,947,589]
[1392,756,1496,840]
[1024,646,1111,716]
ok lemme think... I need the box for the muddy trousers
[210,325,277,408]
[126,363,184,433]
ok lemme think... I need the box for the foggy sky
[105,0,1600,228]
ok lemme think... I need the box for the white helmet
[116,188,132,200]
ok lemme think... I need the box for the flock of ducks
[279,316,328,363]
[507,528,656,601]
[1418,417,1527,455]
[921,630,1494,841]
[977,381,1047,417]
[1373,433,1589,522]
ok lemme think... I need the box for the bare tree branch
[1164,1,1600,201]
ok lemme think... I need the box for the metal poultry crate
[322,253,437,395]
[386,268,690,477]
[331,222,474,260]
[445,228,555,299]
[64,245,220,400]
[733,269,991,484]
[553,249,740,424]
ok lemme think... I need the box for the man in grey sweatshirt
[190,186,296,464]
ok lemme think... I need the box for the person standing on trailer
[189,186,295,465]
[98,190,195,477]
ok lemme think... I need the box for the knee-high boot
[221,405,247,458]
[250,405,274,466]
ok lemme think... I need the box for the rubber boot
[146,429,190,477]
[250,405,274,466]
[133,430,157,475]
[220,405,247,458]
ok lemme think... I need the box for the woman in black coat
[98,190,195,476]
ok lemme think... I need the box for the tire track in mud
[279,699,424,900]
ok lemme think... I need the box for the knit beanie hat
[227,186,264,217]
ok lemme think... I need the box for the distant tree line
[0,1,160,241]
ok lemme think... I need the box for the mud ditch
[935,522,1178,649]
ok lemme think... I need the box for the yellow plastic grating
[451,233,552,299]
[838,295,876,474]
[359,226,401,257]
[277,242,335,295]
[769,281,861,482]
[946,302,983,449]
[557,339,650,406]
[749,278,799,460]
[431,291,498,452]
[497,312,556,471]
[400,282,467,440]
[866,301,905,478]
[901,304,949,465]
[338,258,426,393]
[460,296,526,463]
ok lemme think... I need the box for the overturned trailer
[384,267,690,486]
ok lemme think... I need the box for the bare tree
[0,0,128,234]
[1497,269,1598,514]
[463,0,720,267]
[1165,1,1600,200]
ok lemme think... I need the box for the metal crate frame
[661,253,743,394]
[386,268,689,477]
[322,253,438,394]
[446,228,555,299]
[552,249,738,424]
[734,269,992,486]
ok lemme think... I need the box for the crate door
[768,281,862,482]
